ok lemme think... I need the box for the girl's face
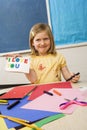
[32,31,51,56]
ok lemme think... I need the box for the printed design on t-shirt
[38,64,46,71]
[56,74,58,78]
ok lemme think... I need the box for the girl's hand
[61,66,80,83]
[70,72,80,83]
[5,53,22,59]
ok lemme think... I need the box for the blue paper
[0,96,59,128]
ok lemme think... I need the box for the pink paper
[21,88,86,114]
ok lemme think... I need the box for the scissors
[59,97,87,110]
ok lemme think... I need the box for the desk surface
[0,81,87,130]
[42,81,87,130]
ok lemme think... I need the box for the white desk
[42,81,87,130]
[0,81,87,130]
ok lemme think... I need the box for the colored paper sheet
[19,127,33,130]
[0,96,58,129]
[0,85,36,99]
[22,88,86,114]
[9,114,65,130]
[0,117,8,130]
[19,127,34,130]
[28,82,72,100]
[35,113,65,127]
[18,124,39,130]
[5,57,30,73]
[17,114,64,130]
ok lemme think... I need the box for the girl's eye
[44,38,49,41]
[36,39,41,42]
[35,37,49,42]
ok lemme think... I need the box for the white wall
[0,45,87,85]
[59,45,87,83]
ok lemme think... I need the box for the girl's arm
[61,66,80,83]
[25,69,37,84]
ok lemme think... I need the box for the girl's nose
[40,40,45,45]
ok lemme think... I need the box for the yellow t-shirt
[30,52,67,84]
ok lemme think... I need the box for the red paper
[28,82,72,100]
[0,85,36,99]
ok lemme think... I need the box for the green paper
[35,113,65,127]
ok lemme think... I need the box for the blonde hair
[29,23,57,55]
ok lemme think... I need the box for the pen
[0,99,8,103]
[66,72,80,81]
[53,89,62,96]
[0,114,42,130]
[43,90,53,96]
[0,99,8,104]
[7,100,20,109]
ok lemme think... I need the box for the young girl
[6,23,80,84]
[25,23,80,84]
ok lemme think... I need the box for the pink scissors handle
[73,100,87,106]
[59,100,87,110]
[59,101,74,110]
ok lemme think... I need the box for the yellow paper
[19,127,32,130]
[0,117,8,130]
